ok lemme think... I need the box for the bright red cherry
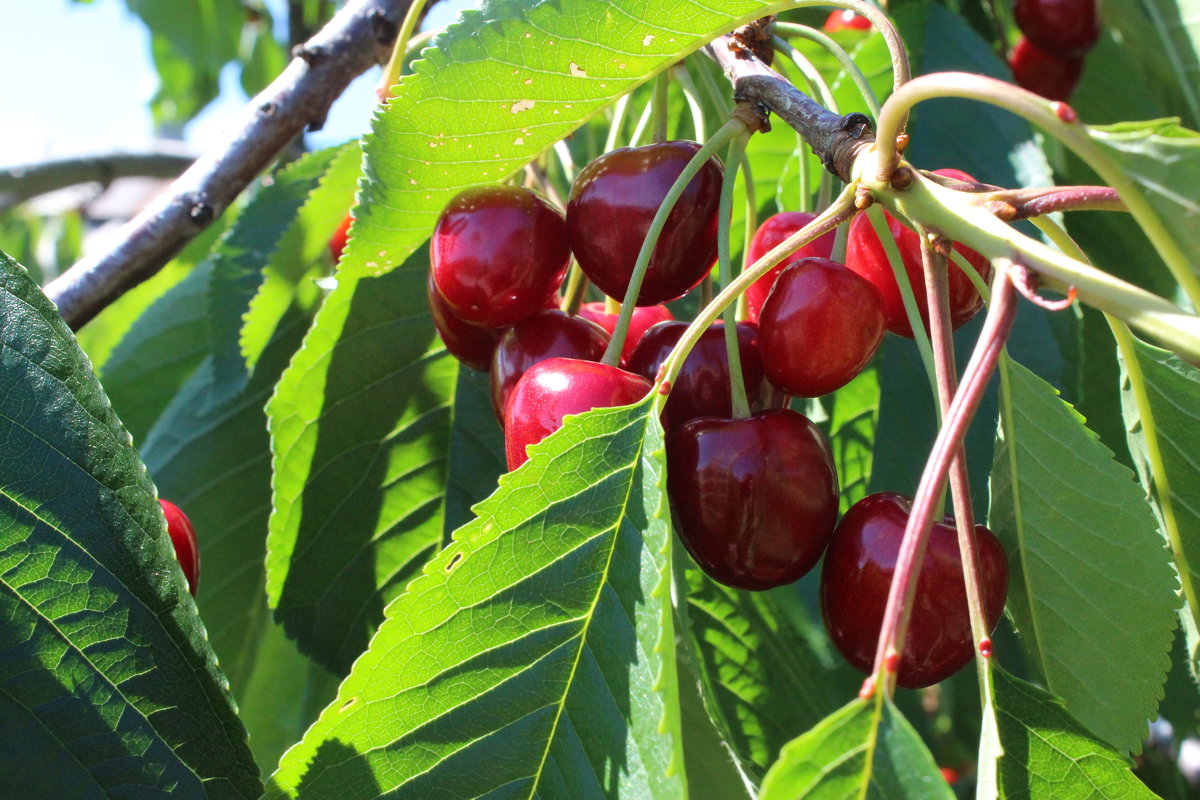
[744,212,838,322]
[820,492,1009,689]
[758,258,886,397]
[577,301,674,366]
[667,409,838,590]
[431,185,570,327]
[845,170,991,338]
[1009,36,1085,102]
[567,141,723,306]
[426,273,504,372]
[490,309,610,421]
[823,9,872,31]
[1013,0,1100,56]
[504,358,651,470]
[159,499,200,596]
[625,320,776,433]
[329,213,353,263]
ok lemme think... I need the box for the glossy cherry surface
[490,309,610,421]
[758,257,886,397]
[823,9,872,31]
[819,492,1009,688]
[427,273,504,372]
[504,358,651,470]
[567,141,723,306]
[431,185,570,327]
[1009,36,1084,102]
[577,301,674,366]
[160,499,200,596]
[744,212,838,322]
[1013,0,1099,56]
[625,320,774,433]
[329,213,353,264]
[845,170,991,337]
[667,409,838,590]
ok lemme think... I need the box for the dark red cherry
[1009,36,1085,102]
[490,309,610,422]
[625,320,775,433]
[577,301,674,365]
[159,499,200,596]
[819,492,1009,689]
[744,211,838,322]
[567,141,723,306]
[823,9,872,31]
[1013,0,1099,57]
[759,257,886,397]
[667,408,838,590]
[504,358,651,470]
[329,213,353,263]
[431,185,570,327]
[427,272,504,372]
[845,170,991,338]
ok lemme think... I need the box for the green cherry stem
[736,151,759,321]
[718,133,754,418]
[559,261,588,315]
[375,0,430,100]
[601,117,749,367]
[774,22,881,117]
[654,182,858,402]
[604,93,632,153]
[872,72,1200,309]
[676,64,709,140]
[653,71,670,144]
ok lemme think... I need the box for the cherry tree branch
[45,0,414,331]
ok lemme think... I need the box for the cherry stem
[718,133,754,419]
[871,72,1200,310]
[654,183,858,399]
[376,0,429,101]
[773,22,881,117]
[865,204,940,419]
[676,64,709,140]
[976,185,1124,220]
[919,238,994,692]
[600,117,749,367]
[604,93,632,153]
[736,151,758,322]
[559,261,588,315]
[652,71,670,144]
[870,266,1018,695]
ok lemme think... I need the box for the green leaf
[992,668,1159,799]
[265,258,455,675]
[267,397,684,799]
[0,252,259,798]
[346,0,805,280]
[758,697,954,800]
[679,565,849,784]
[442,365,506,541]
[827,365,879,513]
[1119,334,1200,673]
[679,654,753,800]
[1103,0,1200,129]
[990,357,1177,753]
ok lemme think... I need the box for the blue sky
[0,1,470,165]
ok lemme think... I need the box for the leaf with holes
[267,397,683,799]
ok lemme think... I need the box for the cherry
[744,211,838,322]
[431,185,570,327]
[819,492,1009,689]
[504,358,650,469]
[490,309,611,421]
[1009,36,1085,102]
[159,499,200,596]
[823,9,872,31]
[1013,0,1099,57]
[577,301,674,366]
[567,141,723,306]
[625,320,775,433]
[758,257,886,397]
[667,408,838,590]
[329,213,353,263]
[426,273,504,372]
[845,170,991,338]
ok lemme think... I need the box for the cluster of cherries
[1008,0,1100,102]
[425,141,1008,688]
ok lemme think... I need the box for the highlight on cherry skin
[159,499,200,596]
[819,492,1009,688]
[666,408,839,591]
[566,140,723,306]
[431,184,570,328]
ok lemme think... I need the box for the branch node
[730,100,770,134]
[258,101,277,117]
[854,183,874,210]
[729,16,776,66]
[292,43,328,63]
[890,165,915,190]
[187,195,214,226]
